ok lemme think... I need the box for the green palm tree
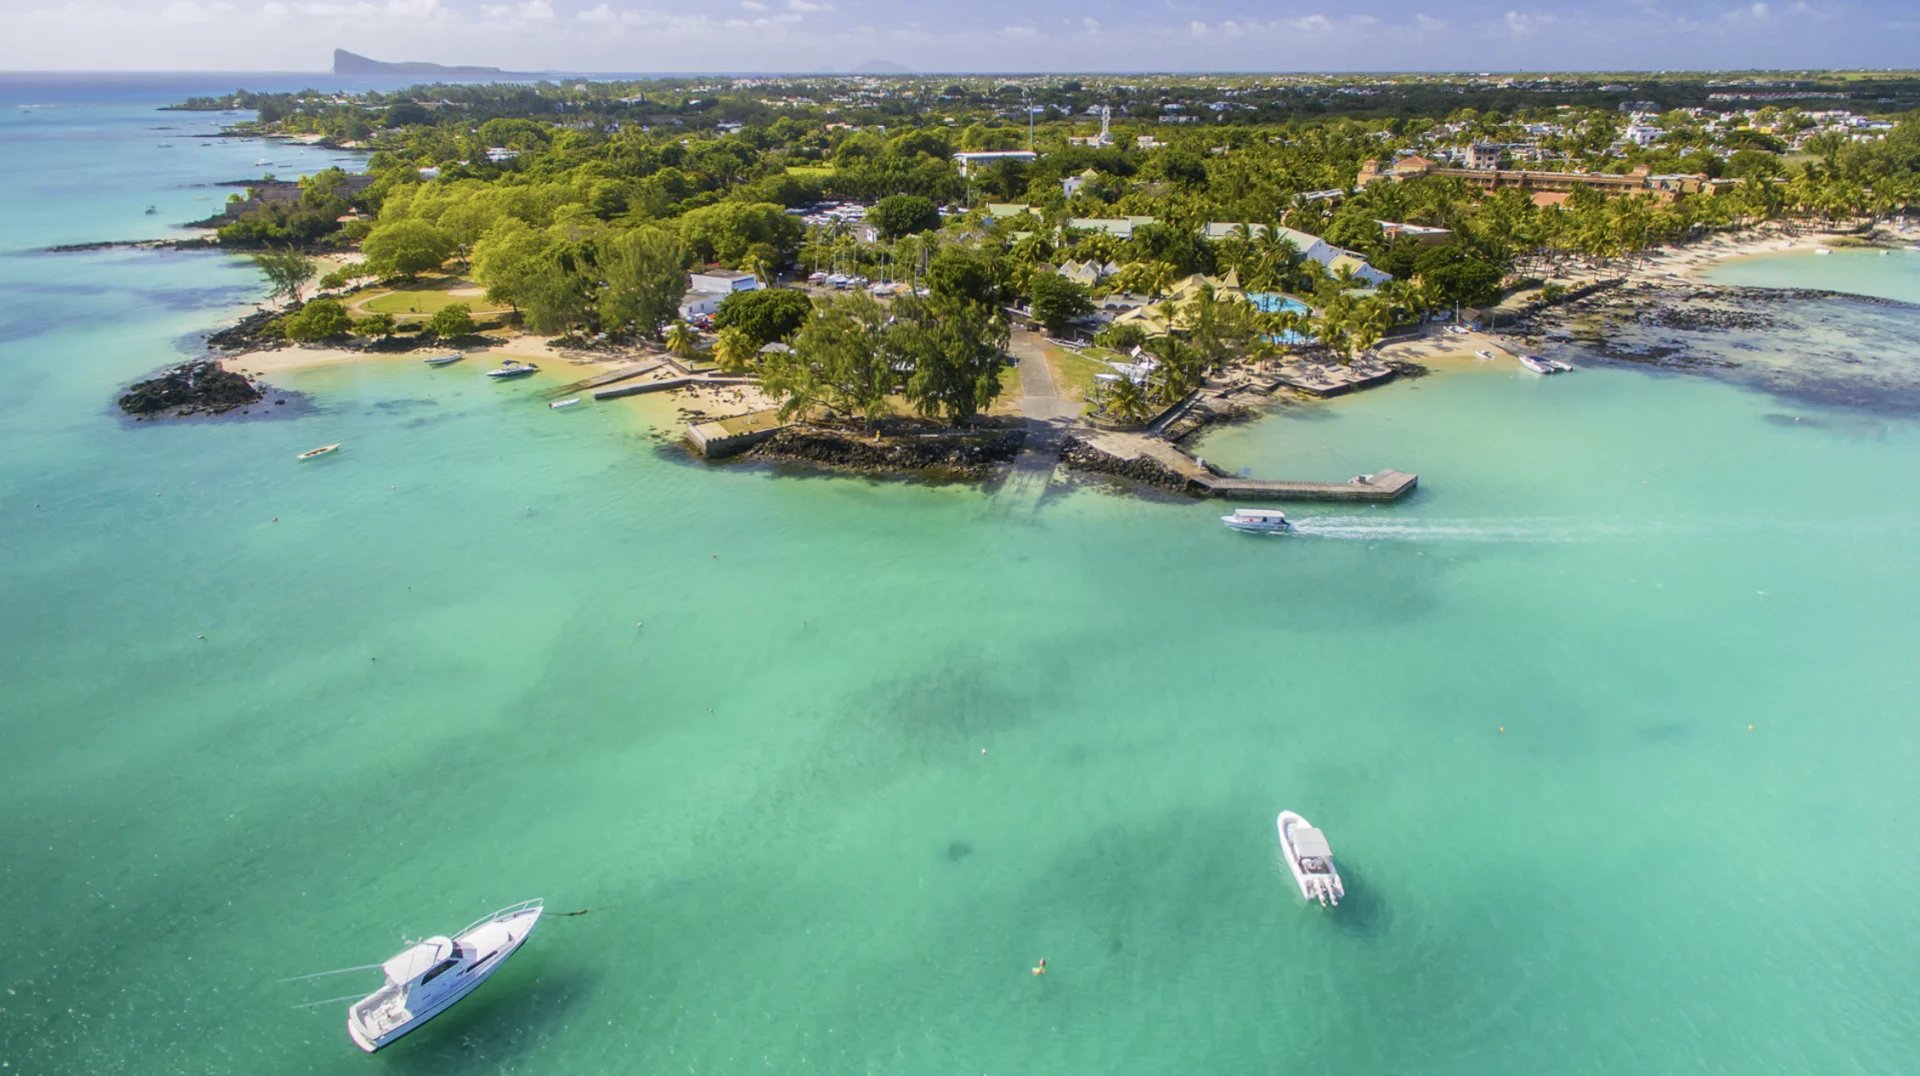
[713,326,757,373]
[1098,374,1149,424]
[665,319,698,358]
[1145,334,1204,403]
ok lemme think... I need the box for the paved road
[1009,331,1079,448]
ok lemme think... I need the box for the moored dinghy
[548,397,581,409]
[296,443,340,461]
[1277,811,1344,906]
[345,899,544,1053]
[423,352,463,367]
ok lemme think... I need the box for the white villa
[952,150,1037,177]
[680,269,763,318]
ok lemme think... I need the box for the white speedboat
[1475,349,1494,360]
[1277,811,1344,906]
[423,352,463,367]
[346,899,544,1053]
[1518,354,1563,374]
[486,360,538,379]
[548,397,580,409]
[1222,507,1291,534]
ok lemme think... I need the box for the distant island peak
[332,48,509,77]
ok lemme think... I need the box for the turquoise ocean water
[4,81,1920,1074]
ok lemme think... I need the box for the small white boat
[1547,357,1574,372]
[486,360,538,379]
[1814,247,1832,255]
[422,352,463,367]
[1277,811,1344,907]
[548,398,580,409]
[296,443,340,461]
[1221,507,1291,534]
[346,900,544,1053]
[255,158,270,166]
[1474,349,1494,360]
[1518,354,1562,375]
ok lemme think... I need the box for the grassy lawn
[361,289,482,317]
[784,164,835,178]
[714,409,787,436]
[1046,346,1117,402]
[985,360,1022,414]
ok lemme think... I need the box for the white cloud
[786,0,832,11]
[1000,23,1036,38]
[1293,14,1334,33]
[741,0,767,8]
[1188,19,1208,37]
[482,0,552,22]
[1503,10,1556,35]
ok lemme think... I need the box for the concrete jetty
[1194,469,1416,501]
[1065,430,1415,502]
[557,360,664,395]
[593,375,754,401]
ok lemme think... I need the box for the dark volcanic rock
[1059,437,1195,494]
[744,425,1024,479]
[119,359,262,417]
[206,308,284,352]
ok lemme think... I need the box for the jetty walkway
[1071,427,1416,502]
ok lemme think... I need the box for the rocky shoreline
[44,236,218,255]
[1059,437,1195,494]
[742,425,1026,480]
[118,359,269,418]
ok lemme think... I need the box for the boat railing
[456,898,543,938]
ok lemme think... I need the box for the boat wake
[1287,516,1700,544]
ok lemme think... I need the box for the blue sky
[7,0,1916,72]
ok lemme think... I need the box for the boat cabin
[1291,826,1334,874]
[1228,511,1290,530]
[381,937,465,991]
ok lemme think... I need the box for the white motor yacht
[1518,354,1562,374]
[486,360,539,379]
[346,899,544,1053]
[1277,812,1344,906]
[1221,508,1291,534]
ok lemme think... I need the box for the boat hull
[347,903,542,1053]
[1277,810,1345,906]
[1223,517,1290,534]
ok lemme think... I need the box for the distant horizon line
[6,66,1920,78]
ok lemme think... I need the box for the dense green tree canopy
[871,194,940,240]
[277,299,353,341]
[426,303,475,337]
[1029,273,1094,334]
[713,287,814,347]
[361,219,455,280]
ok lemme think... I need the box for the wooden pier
[1193,469,1417,502]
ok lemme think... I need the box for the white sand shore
[219,333,633,378]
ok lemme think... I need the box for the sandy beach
[219,332,633,379]
[1639,224,1884,285]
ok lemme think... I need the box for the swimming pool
[1249,292,1310,315]
[1249,292,1313,345]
